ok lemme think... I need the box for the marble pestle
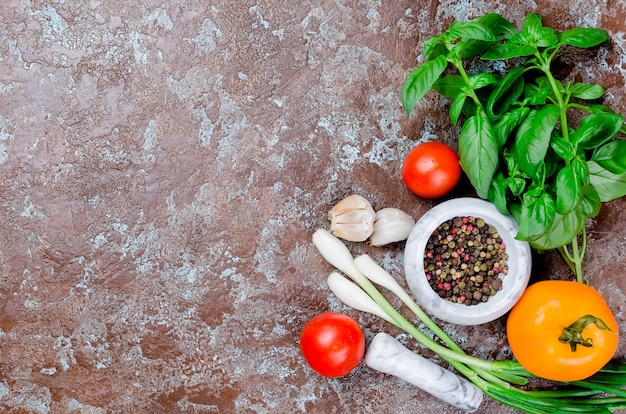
[364,332,483,412]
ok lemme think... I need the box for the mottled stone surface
[0,1,624,413]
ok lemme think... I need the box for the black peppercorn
[423,216,509,306]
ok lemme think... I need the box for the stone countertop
[0,1,624,413]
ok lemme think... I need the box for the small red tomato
[402,142,461,198]
[300,312,365,378]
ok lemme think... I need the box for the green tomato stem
[559,314,616,351]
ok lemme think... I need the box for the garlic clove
[370,207,415,246]
[332,209,371,225]
[330,194,371,215]
[329,194,375,242]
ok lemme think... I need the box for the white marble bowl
[404,198,532,325]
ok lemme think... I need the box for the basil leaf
[571,112,624,150]
[433,75,465,99]
[504,150,517,175]
[508,177,527,196]
[525,82,550,105]
[475,13,516,40]
[423,34,449,60]
[508,32,532,48]
[485,67,528,119]
[581,183,602,217]
[569,83,605,100]
[450,92,467,126]
[528,208,585,250]
[543,148,558,179]
[494,107,529,148]
[550,135,576,162]
[592,140,626,174]
[488,173,509,214]
[524,182,544,200]
[537,27,559,48]
[520,13,559,48]
[448,20,496,42]
[555,158,587,214]
[468,73,498,90]
[455,39,492,59]
[455,14,516,59]
[486,67,528,118]
[458,112,499,199]
[509,204,522,228]
[521,13,543,44]
[575,155,591,185]
[587,105,626,134]
[402,55,448,113]
[424,39,450,61]
[514,105,560,180]
[481,43,536,60]
[516,191,556,242]
[561,28,611,48]
[461,99,478,119]
[587,103,619,115]
[588,160,626,202]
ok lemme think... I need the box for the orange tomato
[506,280,619,382]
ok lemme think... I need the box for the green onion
[312,228,626,413]
[327,271,396,324]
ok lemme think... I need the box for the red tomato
[402,142,461,198]
[300,312,365,378]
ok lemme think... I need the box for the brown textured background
[0,0,625,413]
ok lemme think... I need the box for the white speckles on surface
[0,382,9,400]
[187,17,222,55]
[129,31,149,65]
[140,6,174,31]
[6,384,51,414]
[20,196,45,219]
[608,32,626,79]
[193,108,215,147]
[142,119,159,162]
[0,115,14,165]
[40,5,70,41]
[250,5,271,30]
[53,335,76,371]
